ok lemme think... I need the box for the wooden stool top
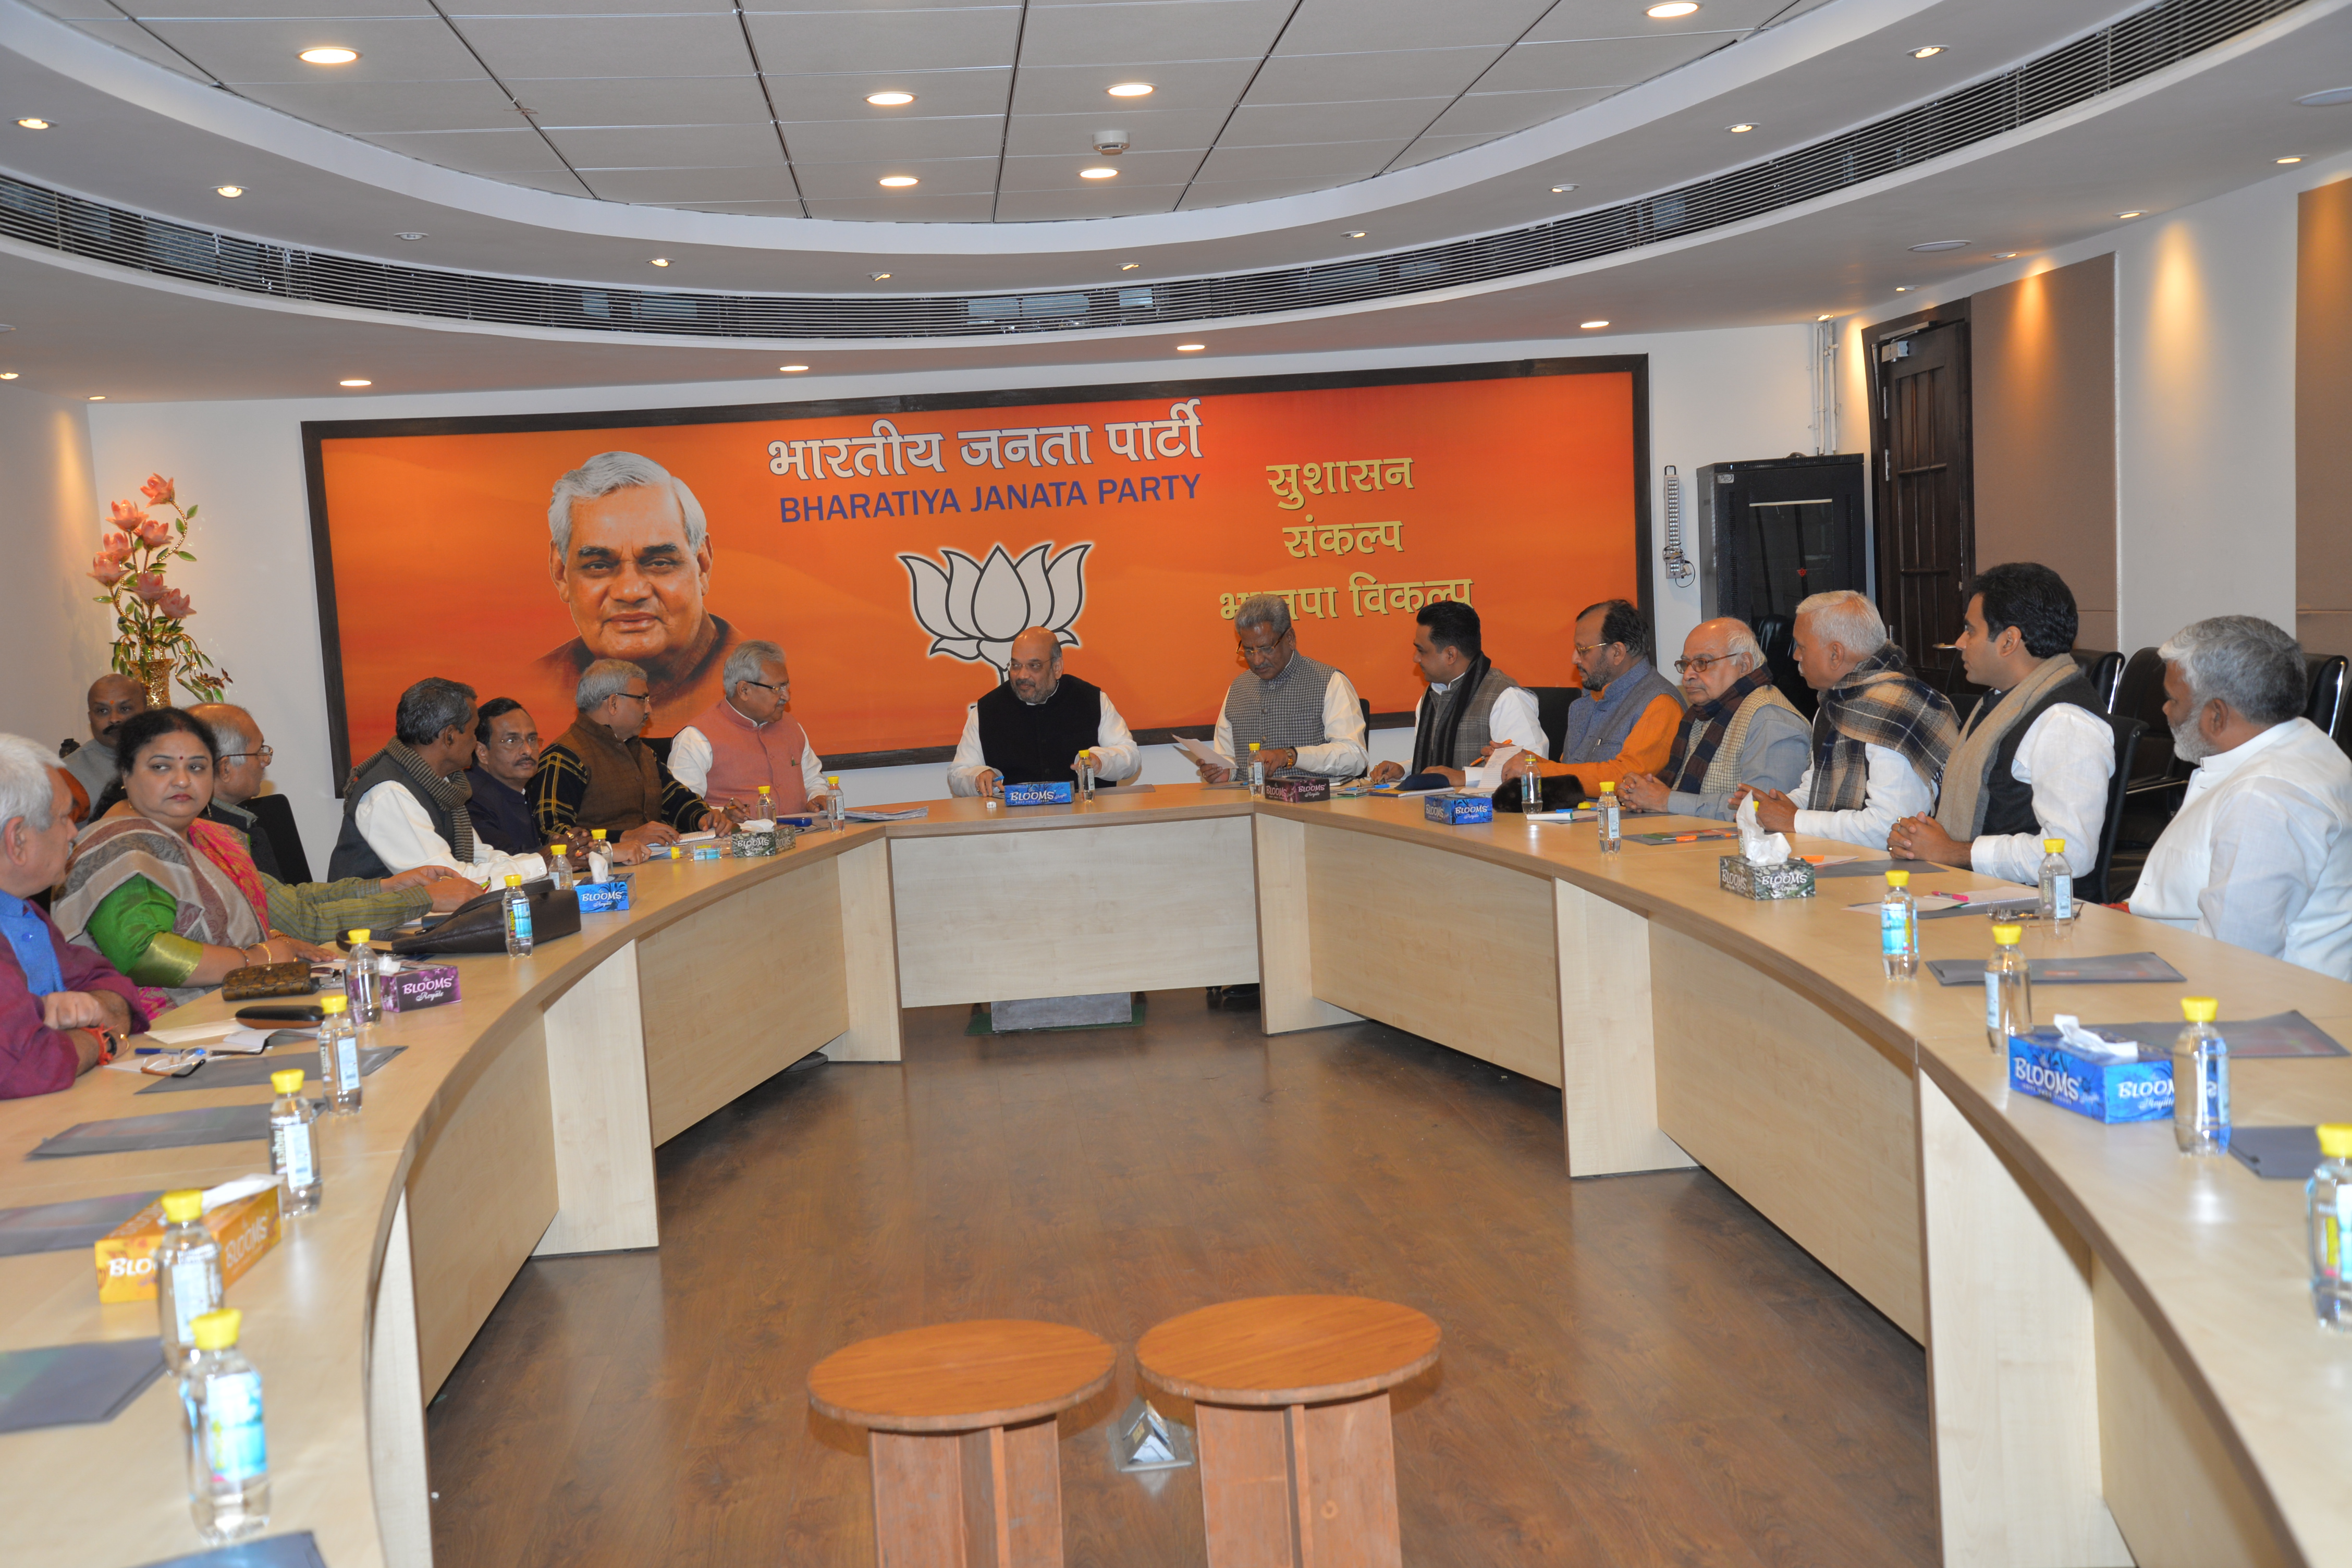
[808,1320,1116,1434]
[1136,1295,1441,1407]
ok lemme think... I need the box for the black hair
[1963,562,2078,659]
[394,677,477,746]
[112,706,216,783]
[1416,599,1482,659]
[1576,598,1649,659]
[474,696,526,745]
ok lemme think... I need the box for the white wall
[0,388,108,750]
[78,324,1816,859]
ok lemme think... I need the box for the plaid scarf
[384,738,476,865]
[1664,666,1774,793]
[1807,644,1959,812]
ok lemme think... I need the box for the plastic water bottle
[182,1307,269,1544]
[502,873,534,956]
[2037,838,2074,932]
[1985,922,2031,1050]
[342,927,380,1022]
[1880,870,1919,978]
[548,850,574,891]
[826,775,846,832]
[1077,752,1096,802]
[2172,996,2230,1156]
[1248,743,1265,798]
[587,828,611,884]
[756,783,772,821]
[316,994,362,1115]
[2310,1123,2352,1331]
[1517,750,1545,814]
[1597,781,1621,853]
[266,1069,320,1216]
[155,1189,223,1374]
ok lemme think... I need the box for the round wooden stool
[1136,1295,1441,1568]
[808,1319,1114,1568]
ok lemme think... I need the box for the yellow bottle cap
[348,927,370,944]
[2318,1124,2352,1160]
[827,775,840,786]
[270,1068,304,1094]
[758,785,771,795]
[505,873,523,887]
[2042,838,2065,854]
[2181,996,2220,1024]
[161,1189,203,1224]
[591,828,606,840]
[190,1307,241,1352]
[320,994,347,1015]
[1885,870,1910,888]
[1599,781,1616,793]
[1248,742,1261,753]
[1992,923,2022,945]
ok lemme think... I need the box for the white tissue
[2052,1014,2135,1061]
[1734,797,1792,866]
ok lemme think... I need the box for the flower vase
[136,657,175,709]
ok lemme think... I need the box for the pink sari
[188,819,271,934]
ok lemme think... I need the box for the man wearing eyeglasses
[1514,599,1684,793]
[333,678,548,888]
[668,641,832,815]
[530,658,734,860]
[464,698,545,858]
[1616,619,1809,819]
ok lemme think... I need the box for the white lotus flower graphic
[899,541,1091,674]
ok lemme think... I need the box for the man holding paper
[1197,595,1369,782]
[949,628,1141,798]
[1369,601,1546,787]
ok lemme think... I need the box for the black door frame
[1866,300,1974,671]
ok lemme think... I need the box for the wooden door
[1872,319,1973,688]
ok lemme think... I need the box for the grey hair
[547,451,708,558]
[0,734,58,835]
[1720,620,1766,671]
[723,639,786,692]
[577,658,647,712]
[1234,593,1292,638]
[1795,590,1888,656]
[394,678,477,746]
[2158,615,2307,725]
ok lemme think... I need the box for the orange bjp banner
[304,359,1646,777]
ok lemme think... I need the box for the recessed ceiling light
[871,272,892,280]
[88,395,105,401]
[1080,166,1119,179]
[2278,155,2305,164]
[1894,286,1910,292]
[1646,2,1699,16]
[1550,183,1576,193]
[1726,123,1757,133]
[780,364,809,372]
[649,257,670,267]
[1108,82,1154,97]
[396,231,426,241]
[1580,320,1609,329]
[0,373,17,380]
[15,118,50,130]
[2117,211,2144,219]
[214,185,244,198]
[878,175,918,188]
[865,91,915,106]
[298,46,358,64]
[1994,251,2019,259]
[1120,262,1140,270]
[1343,230,1366,238]
[1175,343,1206,352]
[1908,239,1969,251]
[1909,45,1946,59]
[2294,86,2352,107]
[1816,314,1834,321]
[339,378,371,387]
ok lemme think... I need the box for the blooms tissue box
[95,1176,281,1303]
[1005,780,1074,806]
[1264,777,1331,803]
[1718,856,1816,900]
[577,875,633,913]
[1423,792,1493,825]
[2005,1028,2174,1123]
[380,963,460,1014]
[731,827,792,857]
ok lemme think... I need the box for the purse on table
[220,960,316,1000]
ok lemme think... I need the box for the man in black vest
[948,628,1141,798]
[1369,601,1547,786]
[330,678,547,886]
[1890,562,2114,883]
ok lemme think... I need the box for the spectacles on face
[615,690,653,706]
[1241,631,1293,664]
[1672,653,1738,676]
[217,746,274,765]
[1574,641,1616,658]
[489,733,541,751]
[737,679,789,698]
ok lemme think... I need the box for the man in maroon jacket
[0,733,145,1098]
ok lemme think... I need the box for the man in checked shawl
[1736,591,1959,849]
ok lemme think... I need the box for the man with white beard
[2127,615,2352,976]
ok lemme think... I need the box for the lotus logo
[899,542,1092,674]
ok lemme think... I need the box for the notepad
[1927,952,2186,986]
[137,1046,403,1095]
[133,1529,329,1568]
[2043,1011,2347,1060]
[0,1339,166,1433]
[28,1103,277,1158]
[0,1190,160,1256]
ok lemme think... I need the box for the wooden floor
[424,991,1938,1567]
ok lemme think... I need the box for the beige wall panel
[1651,923,1922,1338]
[891,817,1259,1007]
[1555,879,1691,1175]
[1304,826,1560,1084]
[366,1192,433,1567]
[636,861,850,1144]
[831,839,905,1061]
[1256,815,1362,1034]
[406,1018,558,1399]
[537,940,659,1255]
[2298,177,2352,657]
[1971,255,2118,650]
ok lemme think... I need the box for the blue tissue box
[2005,1030,2173,1123]
[1423,792,1493,825]
[1005,780,1074,806]
[575,875,633,913]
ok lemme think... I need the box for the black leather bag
[1492,773,1588,813]
[390,879,580,956]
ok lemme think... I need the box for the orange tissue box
[94,1175,283,1304]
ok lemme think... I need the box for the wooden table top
[807,1319,1117,1433]
[1135,1295,1442,1407]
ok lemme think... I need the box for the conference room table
[3,785,2348,1568]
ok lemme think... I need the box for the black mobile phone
[236,1004,326,1024]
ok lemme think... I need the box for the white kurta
[1791,743,1938,850]
[353,782,546,888]
[2128,717,2352,977]
[1966,703,2115,884]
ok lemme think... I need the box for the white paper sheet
[142,1021,238,1046]
[1175,736,1237,773]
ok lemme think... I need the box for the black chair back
[2070,648,2125,712]
[1359,696,1373,733]
[1753,615,1817,718]
[2112,648,2183,796]
[1528,687,1578,762]
[2306,655,2348,739]
[2087,714,2147,905]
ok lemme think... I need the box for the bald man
[947,628,1141,798]
[62,674,147,810]
[1618,618,1809,819]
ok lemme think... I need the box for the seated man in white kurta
[2128,615,2352,977]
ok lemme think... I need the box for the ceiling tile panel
[763,68,1011,119]
[1276,0,1553,54]
[141,17,489,82]
[1219,98,1454,147]
[1423,85,1611,138]
[58,19,214,78]
[442,0,735,13]
[1473,32,1731,93]
[787,154,999,199]
[449,15,754,79]
[1174,175,1335,208]
[1191,138,1411,183]
[234,78,527,133]
[1013,0,1291,69]
[1006,56,1259,115]
[1524,0,1781,43]
[997,147,1204,190]
[1244,47,1507,104]
[640,199,804,215]
[361,126,577,173]
[1000,107,1226,158]
[21,0,136,19]
[123,0,435,16]
[1386,134,1499,169]
[990,185,1187,222]
[739,8,1020,75]
[577,166,800,202]
[501,75,773,125]
[777,115,1006,163]
[544,123,783,166]
[797,191,997,221]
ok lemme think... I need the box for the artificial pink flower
[156,588,194,619]
[141,474,176,507]
[132,512,173,547]
[131,572,168,604]
[100,529,134,561]
[88,554,128,587]
[107,499,153,530]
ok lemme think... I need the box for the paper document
[673,830,719,844]
[142,1021,237,1047]
[1174,736,1237,773]
[1463,746,1524,792]
[846,806,928,822]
